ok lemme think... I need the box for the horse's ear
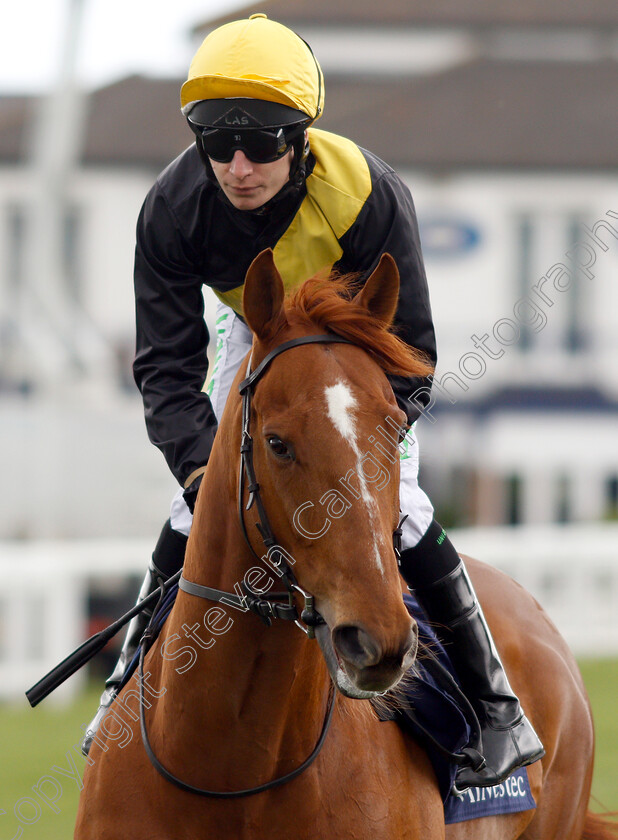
[353,253,400,327]
[243,249,287,341]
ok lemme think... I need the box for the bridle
[23,333,485,794]
[182,334,355,633]
[138,333,408,798]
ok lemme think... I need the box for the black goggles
[195,125,305,164]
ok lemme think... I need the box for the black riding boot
[81,520,187,756]
[399,520,544,790]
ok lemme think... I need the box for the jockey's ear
[353,253,400,327]
[243,249,287,341]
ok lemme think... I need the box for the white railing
[0,540,150,704]
[450,523,618,655]
[1,524,617,703]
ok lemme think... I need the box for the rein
[139,334,351,798]
[138,613,336,799]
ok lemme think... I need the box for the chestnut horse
[75,251,616,840]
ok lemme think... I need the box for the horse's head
[239,250,433,699]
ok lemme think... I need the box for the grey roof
[318,59,618,170]
[1,58,616,171]
[433,386,618,416]
[85,76,189,167]
[200,0,618,29]
[0,76,190,170]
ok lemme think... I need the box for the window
[505,473,522,525]
[6,204,26,293]
[512,209,591,356]
[63,204,83,303]
[555,473,571,524]
[605,475,618,520]
[565,215,588,353]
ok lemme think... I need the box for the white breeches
[170,302,434,548]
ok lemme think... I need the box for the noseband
[139,333,408,797]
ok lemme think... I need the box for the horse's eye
[267,436,292,460]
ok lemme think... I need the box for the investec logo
[454,773,529,805]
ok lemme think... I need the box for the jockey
[83,14,544,789]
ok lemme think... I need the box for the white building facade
[0,1,617,536]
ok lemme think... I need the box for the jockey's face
[209,148,293,211]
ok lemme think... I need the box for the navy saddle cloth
[121,586,535,823]
[398,593,536,822]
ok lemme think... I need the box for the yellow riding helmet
[180,14,324,123]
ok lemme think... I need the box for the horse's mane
[284,273,434,379]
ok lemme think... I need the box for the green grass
[1,662,616,838]
[578,658,618,813]
[0,685,101,839]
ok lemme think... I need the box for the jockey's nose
[228,150,253,177]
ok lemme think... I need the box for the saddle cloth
[397,593,536,823]
[119,586,536,824]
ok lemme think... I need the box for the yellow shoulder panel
[213,128,372,315]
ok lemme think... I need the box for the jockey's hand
[183,474,203,515]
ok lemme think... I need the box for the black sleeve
[337,165,437,425]
[133,184,218,487]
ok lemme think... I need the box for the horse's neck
[180,419,272,599]
[148,432,331,784]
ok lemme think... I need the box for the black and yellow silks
[180,14,324,123]
[133,127,436,490]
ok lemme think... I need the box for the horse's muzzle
[327,620,418,695]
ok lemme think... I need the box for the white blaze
[324,381,385,574]
[325,381,357,441]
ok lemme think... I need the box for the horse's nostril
[332,625,382,670]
